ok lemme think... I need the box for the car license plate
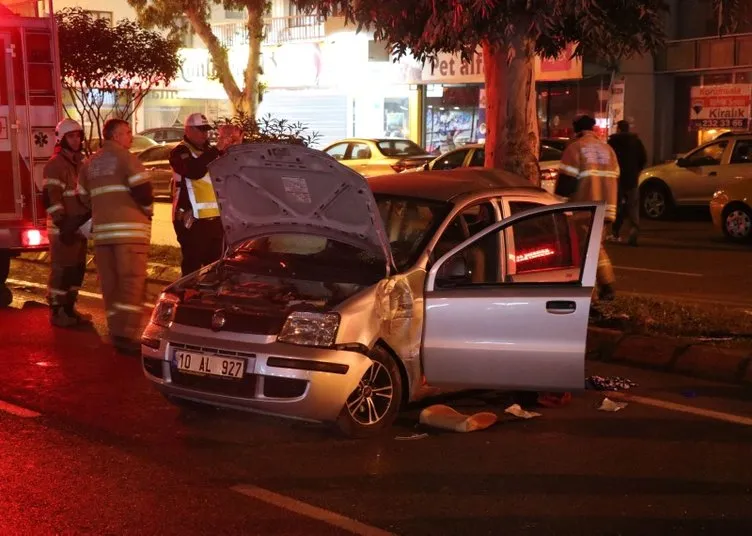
[174,350,245,379]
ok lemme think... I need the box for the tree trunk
[482,36,540,185]
[240,5,264,117]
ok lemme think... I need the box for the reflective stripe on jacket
[77,141,152,246]
[558,131,620,222]
[170,140,220,220]
[43,149,86,234]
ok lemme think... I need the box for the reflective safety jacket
[558,131,620,222]
[169,139,220,221]
[77,141,153,246]
[42,148,86,237]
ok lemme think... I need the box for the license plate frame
[173,350,245,380]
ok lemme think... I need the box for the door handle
[546,300,576,314]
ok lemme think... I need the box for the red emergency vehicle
[0,0,61,306]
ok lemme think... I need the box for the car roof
[325,138,415,146]
[367,168,541,203]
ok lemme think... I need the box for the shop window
[349,142,371,160]
[685,141,727,166]
[730,140,752,164]
[85,10,113,25]
[433,148,469,170]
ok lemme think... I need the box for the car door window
[435,204,595,289]
[730,140,752,164]
[540,145,563,162]
[325,143,348,161]
[469,148,485,167]
[432,149,469,170]
[348,142,372,160]
[685,141,728,167]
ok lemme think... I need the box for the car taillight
[22,229,48,247]
[391,162,406,173]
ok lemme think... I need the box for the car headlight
[277,311,340,348]
[150,292,179,328]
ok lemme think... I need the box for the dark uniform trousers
[48,233,87,309]
[173,217,224,277]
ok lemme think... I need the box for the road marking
[0,399,41,418]
[232,485,396,536]
[608,392,752,426]
[613,266,703,277]
[6,278,156,308]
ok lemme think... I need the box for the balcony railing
[656,32,752,72]
[211,15,324,48]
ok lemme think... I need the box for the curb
[18,251,182,285]
[587,326,752,386]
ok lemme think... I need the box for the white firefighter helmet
[55,118,83,144]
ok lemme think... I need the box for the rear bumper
[0,225,50,252]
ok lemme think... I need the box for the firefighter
[77,119,153,355]
[43,118,92,327]
[169,113,224,277]
[556,115,620,301]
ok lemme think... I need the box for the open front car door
[422,202,605,391]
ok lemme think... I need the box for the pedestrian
[556,114,620,301]
[169,113,225,277]
[608,120,647,246]
[43,118,92,327]
[77,118,153,355]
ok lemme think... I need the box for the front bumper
[709,196,727,232]
[141,322,373,423]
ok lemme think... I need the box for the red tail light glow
[391,162,406,173]
[22,229,49,247]
[515,247,556,264]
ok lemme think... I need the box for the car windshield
[377,140,427,157]
[375,194,450,271]
[540,145,563,162]
[226,234,386,286]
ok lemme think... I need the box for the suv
[639,134,752,219]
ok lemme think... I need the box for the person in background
[77,119,153,355]
[608,120,647,246]
[556,114,620,301]
[43,119,92,327]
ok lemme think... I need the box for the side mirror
[437,256,471,286]
[676,157,689,167]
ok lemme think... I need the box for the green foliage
[294,1,668,68]
[56,7,180,145]
[215,113,322,147]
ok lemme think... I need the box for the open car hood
[209,143,393,267]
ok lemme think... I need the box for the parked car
[86,135,158,155]
[141,144,605,437]
[322,138,434,177]
[709,178,752,242]
[639,134,752,219]
[137,143,177,200]
[139,127,184,144]
[541,137,571,152]
[417,143,563,194]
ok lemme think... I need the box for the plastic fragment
[504,404,542,419]
[598,398,628,412]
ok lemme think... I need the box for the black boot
[598,284,616,302]
[50,305,78,328]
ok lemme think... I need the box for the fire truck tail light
[22,229,48,247]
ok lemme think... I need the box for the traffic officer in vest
[556,115,620,301]
[43,118,92,327]
[169,113,224,277]
[77,119,153,355]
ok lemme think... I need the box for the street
[2,213,752,536]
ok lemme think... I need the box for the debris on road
[504,404,541,420]
[586,375,638,392]
[395,433,429,441]
[597,398,628,412]
[537,392,572,408]
[419,404,497,433]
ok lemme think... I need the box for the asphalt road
[1,284,752,535]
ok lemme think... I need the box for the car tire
[640,182,672,220]
[721,204,752,243]
[336,345,403,439]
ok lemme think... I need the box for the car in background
[137,143,177,200]
[417,144,563,194]
[86,135,158,155]
[541,137,570,152]
[639,134,752,219]
[139,127,184,144]
[710,178,752,242]
[322,138,434,177]
[141,143,605,437]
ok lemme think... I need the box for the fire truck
[0,0,61,306]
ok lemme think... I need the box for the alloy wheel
[345,361,394,426]
[643,190,666,219]
[725,209,752,239]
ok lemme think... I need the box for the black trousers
[173,217,225,277]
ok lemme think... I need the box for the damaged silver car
[141,144,605,437]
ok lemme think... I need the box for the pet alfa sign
[690,84,752,130]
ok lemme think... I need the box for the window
[730,140,752,164]
[349,142,371,160]
[433,149,469,170]
[85,11,113,25]
[469,148,485,167]
[540,145,563,162]
[224,9,245,19]
[377,140,427,157]
[376,195,449,271]
[325,143,348,160]
[685,141,728,167]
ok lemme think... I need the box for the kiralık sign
[690,84,752,130]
